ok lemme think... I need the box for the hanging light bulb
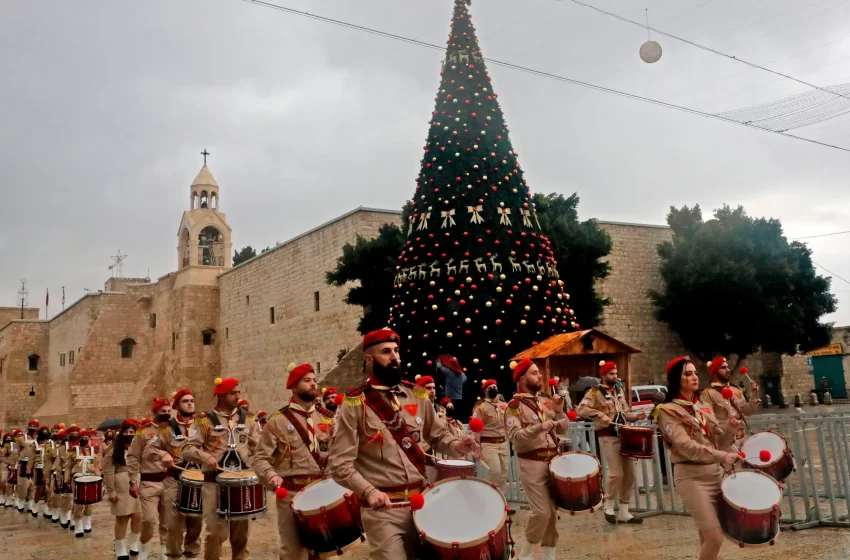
[640,9,662,63]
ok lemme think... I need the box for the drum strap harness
[205,408,247,469]
[361,384,428,478]
[280,406,326,473]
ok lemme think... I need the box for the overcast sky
[2,0,849,327]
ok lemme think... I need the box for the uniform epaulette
[269,409,283,419]
[507,398,521,415]
[344,387,364,407]
[316,405,335,420]
[199,412,207,419]
[401,380,415,388]
[412,385,428,400]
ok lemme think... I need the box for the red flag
[45,289,49,306]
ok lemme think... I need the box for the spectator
[436,354,468,419]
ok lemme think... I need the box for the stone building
[1,162,844,427]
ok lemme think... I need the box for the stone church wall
[0,320,49,427]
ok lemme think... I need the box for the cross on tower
[201,149,210,165]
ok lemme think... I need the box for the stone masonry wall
[0,307,39,330]
[0,321,49,427]
[219,209,401,412]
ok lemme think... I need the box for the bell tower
[177,151,233,270]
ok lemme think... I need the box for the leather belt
[517,447,559,462]
[376,482,424,502]
[479,436,506,444]
[281,474,325,492]
[596,427,617,437]
[141,472,169,483]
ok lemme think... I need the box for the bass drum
[718,470,781,547]
[548,452,603,514]
[291,478,364,559]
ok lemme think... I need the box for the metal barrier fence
[486,413,850,531]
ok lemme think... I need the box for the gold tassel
[344,395,363,407]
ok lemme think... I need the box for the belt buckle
[403,488,409,500]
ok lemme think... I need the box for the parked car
[631,385,667,415]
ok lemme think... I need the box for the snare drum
[741,431,795,483]
[73,474,103,505]
[34,466,46,488]
[291,478,364,558]
[216,470,266,519]
[435,459,476,481]
[557,439,574,454]
[718,471,781,547]
[175,470,204,517]
[548,452,603,514]
[17,459,28,479]
[414,477,512,560]
[619,426,655,459]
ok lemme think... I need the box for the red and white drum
[719,471,781,547]
[619,426,655,459]
[291,478,364,558]
[548,452,603,514]
[175,469,204,517]
[741,431,795,483]
[435,459,476,481]
[216,470,266,519]
[73,474,103,505]
[414,477,512,560]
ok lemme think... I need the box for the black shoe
[84,529,92,534]
[118,556,130,560]
[624,516,643,524]
[129,550,139,557]
[75,533,84,539]
[508,508,517,516]
[60,522,69,528]
[51,518,59,524]
[605,512,616,524]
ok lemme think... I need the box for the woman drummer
[103,419,142,560]
[655,356,741,560]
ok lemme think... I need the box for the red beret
[599,361,617,376]
[482,379,497,390]
[140,418,151,427]
[80,430,97,437]
[440,397,452,406]
[323,387,338,396]
[256,411,267,418]
[172,388,193,409]
[214,377,239,396]
[67,430,80,441]
[68,424,80,432]
[27,419,39,428]
[708,357,727,376]
[238,399,249,407]
[152,397,170,413]
[416,376,435,387]
[287,364,314,389]
[362,329,400,351]
[12,429,23,436]
[665,356,692,381]
[437,354,464,374]
[513,358,534,382]
[56,429,67,439]
[121,418,140,430]
[52,424,63,430]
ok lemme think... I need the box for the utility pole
[17,279,28,319]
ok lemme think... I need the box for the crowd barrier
[480,413,850,531]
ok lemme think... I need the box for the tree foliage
[649,204,836,362]
[233,245,257,266]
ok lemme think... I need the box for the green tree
[233,245,257,266]
[649,204,836,365]
[533,193,612,327]
[326,223,406,334]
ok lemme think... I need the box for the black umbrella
[96,417,124,431]
[569,376,600,392]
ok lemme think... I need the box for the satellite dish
[640,40,662,63]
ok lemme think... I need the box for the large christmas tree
[389,0,577,393]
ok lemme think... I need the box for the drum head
[741,432,785,466]
[415,478,505,545]
[437,459,474,467]
[722,471,781,511]
[181,470,204,482]
[75,475,101,483]
[292,478,349,513]
[550,452,600,478]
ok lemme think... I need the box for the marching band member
[183,377,260,560]
[700,357,759,454]
[440,397,465,438]
[254,363,335,560]
[506,358,571,560]
[328,329,479,560]
[255,411,268,434]
[65,429,99,537]
[238,399,250,415]
[104,419,142,560]
[0,432,14,507]
[58,426,78,528]
[128,397,173,560]
[17,420,38,514]
[321,387,339,414]
[150,388,203,559]
[472,379,509,490]
[33,426,53,519]
[656,356,741,560]
[46,424,64,522]
[577,361,646,524]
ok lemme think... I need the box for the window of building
[149,313,157,328]
[226,327,229,339]
[314,291,321,312]
[270,307,275,324]
[202,329,215,346]
[246,295,250,305]
[317,362,321,374]
[0,357,4,373]
[60,353,65,366]
[172,333,176,351]
[69,350,74,365]
[28,355,39,372]
[120,338,136,359]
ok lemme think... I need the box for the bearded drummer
[656,356,741,560]
[576,361,646,525]
[700,357,759,454]
[253,363,335,560]
[506,358,571,560]
[183,377,260,560]
[328,329,479,560]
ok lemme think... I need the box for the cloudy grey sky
[2,0,849,326]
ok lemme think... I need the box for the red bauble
[468,418,485,433]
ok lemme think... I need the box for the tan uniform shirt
[64,445,100,482]
[52,444,67,480]
[505,393,568,454]
[1,442,17,468]
[700,383,758,450]
[329,382,461,499]
[18,438,36,475]
[253,404,334,487]
[472,399,507,439]
[182,408,260,473]
[576,386,638,430]
[149,417,196,466]
[656,402,727,464]
[127,425,170,484]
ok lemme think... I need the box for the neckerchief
[672,396,710,438]
[289,402,318,453]
[362,383,426,477]
[281,404,325,471]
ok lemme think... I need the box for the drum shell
[216,481,266,519]
[17,460,28,479]
[741,431,796,483]
[34,467,46,488]
[718,486,780,546]
[74,476,103,505]
[292,490,364,558]
[557,439,573,454]
[435,460,476,481]
[175,481,203,517]
[548,453,603,513]
[418,521,509,560]
[619,426,655,459]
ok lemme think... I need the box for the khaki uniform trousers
[201,482,251,560]
[481,441,509,489]
[599,437,635,506]
[517,459,558,547]
[361,505,417,560]
[276,495,309,560]
[48,475,62,510]
[140,481,169,544]
[71,479,93,520]
[62,488,74,517]
[163,477,202,558]
[16,474,32,503]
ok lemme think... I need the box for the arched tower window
[200,191,209,209]
[192,191,199,209]
[180,228,191,268]
[199,226,224,266]
[120,338,136,359]
[211,192,218,209]
[28,354,40,372]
